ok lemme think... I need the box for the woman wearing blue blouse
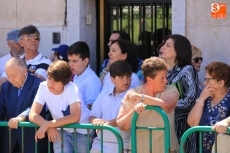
[188,61,230,153]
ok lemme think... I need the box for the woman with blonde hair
[116,57,179,153]
[191,45,203,92]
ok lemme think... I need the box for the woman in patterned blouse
[188,62,230,153]
[160,34,200,153]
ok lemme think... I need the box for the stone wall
[173,0,230,81]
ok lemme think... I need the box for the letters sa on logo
[211,3,226,18]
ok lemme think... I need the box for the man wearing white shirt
[0,29,24,76]
[0,25,51,88]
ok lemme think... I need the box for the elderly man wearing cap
[0,29,24,76]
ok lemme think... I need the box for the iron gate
[105,0,172,60]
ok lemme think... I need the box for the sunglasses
[193,57,203,63]
[20,34,40,41]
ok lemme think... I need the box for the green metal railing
[131,106,170,153]
[179,126,230,153]
[0,122,124,153]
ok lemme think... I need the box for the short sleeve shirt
[73,65,101,105]
[34,81,82,132]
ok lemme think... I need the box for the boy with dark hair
[29,60,91,153]
[89,60,132,153]
[68,41,101,109]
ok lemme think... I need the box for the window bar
[154,3,157,55]
[139,3,142,46]
[131,4,134,43]
[142,4,146,33]
[120,4,122,31]
[116,3,119,30]
[166,3,169,32]
[151,3,154,55]
[162,2,165,39]
[128,3,131,37]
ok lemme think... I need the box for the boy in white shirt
[89,60,132,153]
[29,60,90,153]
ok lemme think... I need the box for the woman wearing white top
[100,39,141,92]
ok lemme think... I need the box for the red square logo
[211,3,226,18]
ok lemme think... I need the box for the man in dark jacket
[0,57,47,153]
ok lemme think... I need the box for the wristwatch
[141,94,145,102]
[19,115,26,121]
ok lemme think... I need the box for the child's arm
[43,102,81,128]
[33,102,81,142]
[29,102,46,126]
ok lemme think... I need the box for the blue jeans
[53,130,95,153]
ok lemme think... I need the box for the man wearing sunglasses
[17,25,51,81]
[0,25,51,90]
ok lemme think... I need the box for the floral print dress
[200,91,230,153]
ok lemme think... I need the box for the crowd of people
[0,24,230,153]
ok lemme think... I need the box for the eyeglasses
[193,57,203,63]
[20,34,40,42]
[204,78,214,83]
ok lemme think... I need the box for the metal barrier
[0,122,124,153]
[131,106,170,153]
[179,126,230,153]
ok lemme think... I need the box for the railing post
[131,106,170,153]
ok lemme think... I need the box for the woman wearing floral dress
[160,34,200,153]
[188,61,230,153]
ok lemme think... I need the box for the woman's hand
[125,91,141,103]
[199,85,216,101]
[212,120,229,133]
[133,103,146,114]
